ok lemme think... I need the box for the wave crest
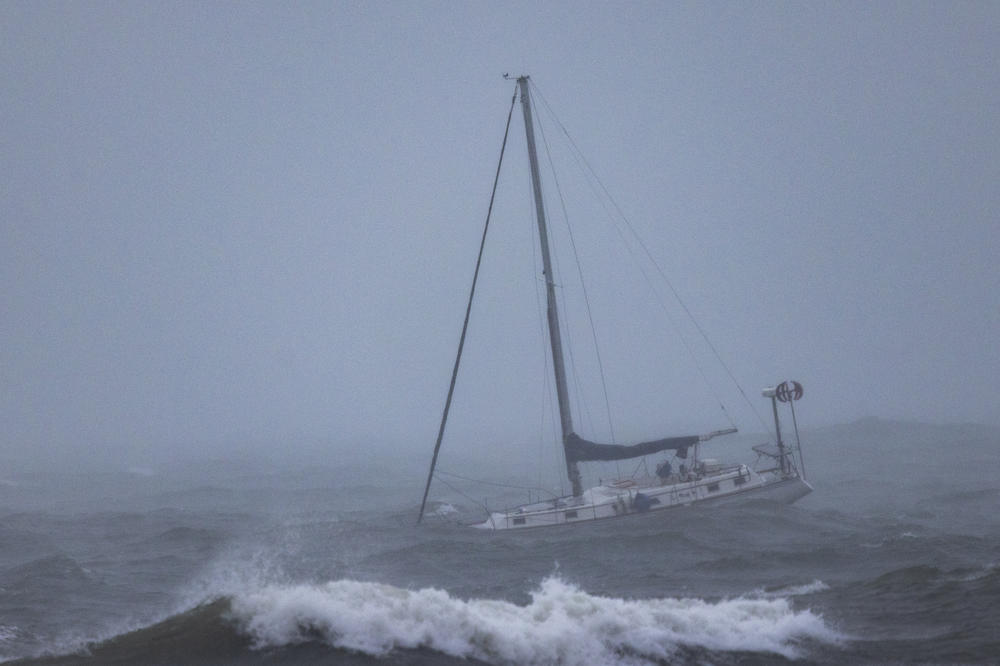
[230,576,839,664]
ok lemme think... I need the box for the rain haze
[2,3,1000,665]
[4,2,997,473]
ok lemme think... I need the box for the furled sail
[564,432,700,462]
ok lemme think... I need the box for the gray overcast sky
[3,1,998,468]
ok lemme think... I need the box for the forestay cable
[417,84,518,524]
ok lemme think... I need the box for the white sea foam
[861,531,921,548]
[759,580,830,598]
[951,561,999,583]
[0,623,17,644]
[229,576,840,664]
[431,502,458,516]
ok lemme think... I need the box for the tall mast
[517,76,583,497]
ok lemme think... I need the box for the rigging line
[526,143,565,495]
[530,101,726,423]
[535,261,564,494]
[542,359,567,496]
[432,474,490,517]
[529,82,769,436]
[529,83,731,427]
[529,171,548,493]
[526,85,728,423]
[417,84,519,524]
[521,91,591,438]
[528,89,733,435]
[541,293,568,494]
[533,178,589,435]
[435,469,559,498]
[532,85,617,450]
[584,168,736,429]
[629,457,645,478]
[534,157,594,439]
[528,102,599,443]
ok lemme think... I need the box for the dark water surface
[2,419,998,664]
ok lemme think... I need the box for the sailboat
[418,76,812,530]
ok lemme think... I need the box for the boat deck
[473,465,808,530]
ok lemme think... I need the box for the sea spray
[0,624,20,662]
[229,576,840,664]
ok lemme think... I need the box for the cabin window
[707,483,720,493]
[734,475,747,486]
[512,517,526,526]
[564,510,578,519]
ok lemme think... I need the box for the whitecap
[0,623,17,643]
[951,561,999,583]
[861,531,921,548]
[758,580,830,598]
[230,576,842,664]
[432,503,458,516]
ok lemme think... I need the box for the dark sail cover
[564,432,700,462]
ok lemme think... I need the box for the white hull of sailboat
[472,466,811,531]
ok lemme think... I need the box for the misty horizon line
[5,414,995,473]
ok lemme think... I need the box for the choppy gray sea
[2,418,998,665]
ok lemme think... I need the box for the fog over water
[3,7,1000,663]
[3,2,998,474]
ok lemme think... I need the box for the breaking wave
[229,576,840,663]
[8,576,841,664]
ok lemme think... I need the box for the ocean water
[1,419,998,665]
